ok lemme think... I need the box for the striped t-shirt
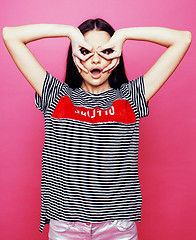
[35,72,149,232]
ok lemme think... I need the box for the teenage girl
[2,18,191,240]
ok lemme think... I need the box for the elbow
[188,31,192,43]
[182,30,192,46]
[2,27,20,46]
[2,27,11,42]
[174,30,192,49]
[2,26,25,44]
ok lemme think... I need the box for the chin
[84,80,106,87]
[82,73,110,84]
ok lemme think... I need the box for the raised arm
[98,27,192,102]
[2,24,93,97]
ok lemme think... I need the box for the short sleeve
[35,72,64,114]
[128,76,149,118]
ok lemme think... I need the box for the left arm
[98,27,192,101]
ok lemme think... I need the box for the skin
[97,27,192,101]
[2,24,192,101]
[79,30,114,94]
[2,24,93,97]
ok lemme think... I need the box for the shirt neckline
[79,87,114,97]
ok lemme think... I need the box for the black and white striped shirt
[35,72,149,232]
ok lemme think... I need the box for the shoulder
[119,76,144,96]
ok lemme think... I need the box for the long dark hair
[65,18,128,89]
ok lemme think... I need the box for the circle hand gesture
[96,30,125,72]
[70,27,93,73]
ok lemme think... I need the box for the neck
[81,81,111,94]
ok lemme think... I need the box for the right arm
[2,24,92,97]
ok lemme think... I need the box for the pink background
[0,0,195,239]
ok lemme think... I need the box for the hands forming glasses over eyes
[70,28,123,73]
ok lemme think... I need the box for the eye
[101,48,114,55]
[80,48,91,56]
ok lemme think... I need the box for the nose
[91,51,101,64]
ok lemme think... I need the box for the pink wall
[0,0,195,239]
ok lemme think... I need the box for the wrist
[67,26,80,40]
[115,29,128,43]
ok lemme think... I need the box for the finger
[81,52,94,61]
[72,55,81,73]
[102,58,119,73]
[108,58,120,72]
[74,56,88,73]
[81,41,93,52]
[102,59,117,73]
[73,51,94,62]
[97,51,118,60]
[97,42,114,52]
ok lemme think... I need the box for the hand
[102,57,120,73]
[69,27,93,73]
[97,29,125,72]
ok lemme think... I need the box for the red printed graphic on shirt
[52,95,136,124]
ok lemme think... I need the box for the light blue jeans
[48,219,138,240]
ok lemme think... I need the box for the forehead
[84,30,111,49]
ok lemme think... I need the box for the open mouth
[90,68,102,79]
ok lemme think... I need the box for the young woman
[2,18,191,240]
